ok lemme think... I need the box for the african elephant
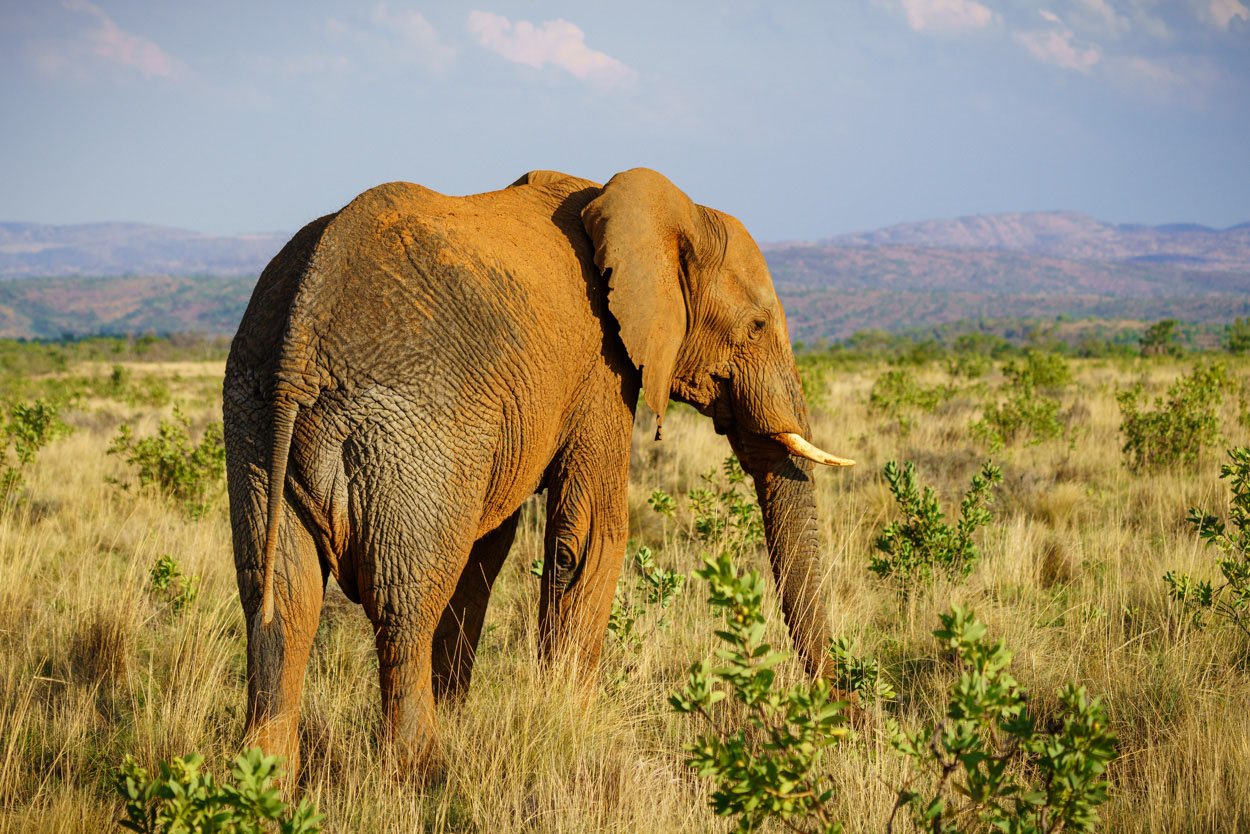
[224,167,854,774]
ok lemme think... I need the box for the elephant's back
[264,179,607,406]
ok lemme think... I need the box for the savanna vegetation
[1,331,1249,832]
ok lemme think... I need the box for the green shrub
[673,558,1116,834]
[606,544,687,650]
[108,406,226,515]
[828,636,895,706]
[1,398,71,498]
[972,393,1065,451]
[869,369,952,434]
[1006,351,1072,391]
[1164,447,1250,635]
[946,351,991,379]
[972,352,1070,451]
[148,555,200,615]
[115,747,322,834]
[870,460,1002,595]
[686,457,764,557]
[797,354,835,413]
[888,607,1116,834]
[1117,363,1227,471]
[670,552,851,833]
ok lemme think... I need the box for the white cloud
[369,3,455,70]
[897,0,995,31]
[33,0,183,80]
[1207,0,1250,27]
[1070,0,1130,36]
[1015,10,1102,72]
[467,11,636,85]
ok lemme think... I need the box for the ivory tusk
[772,433,856,467]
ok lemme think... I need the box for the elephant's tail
[260,395,299,626]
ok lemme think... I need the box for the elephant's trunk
[730,430,832,678]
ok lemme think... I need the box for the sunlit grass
[1,356,1249,832]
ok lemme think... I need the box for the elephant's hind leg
[242,503,325,778]
[432,509,521,703]
[352,477,475,777]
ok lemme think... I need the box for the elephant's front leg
[537,445,631,678]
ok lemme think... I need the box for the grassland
[1,352,1249,832]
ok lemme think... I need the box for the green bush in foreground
[671,553,851,833]
[115,747,322,834]
[674,554,1117,834]
[1165,447,1250,635]
[888,608,1117,834]
[870,460,1003,595]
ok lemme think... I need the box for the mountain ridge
[0,212,1246,341]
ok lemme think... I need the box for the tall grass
[1,356,1248,832]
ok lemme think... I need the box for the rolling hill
[0,213,1245,341]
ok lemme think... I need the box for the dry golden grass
[1,356,1249,832]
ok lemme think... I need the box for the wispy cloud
[1069,0,1131,37]
[1205,0,1250,28]
[325,3,455,73]
[30,0,183,80]
[369,3,455,70]
[1015,10,1102,72]
[896,0,995,32]
[467,11,636,86]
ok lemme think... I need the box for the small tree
[1140,319,1180,358]
[1226,318,1250,355]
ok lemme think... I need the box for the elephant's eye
[747,317,767,341]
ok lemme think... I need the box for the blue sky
[1,0,1248,240]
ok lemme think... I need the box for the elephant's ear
[581,168,698,428]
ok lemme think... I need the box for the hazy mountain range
[0,212,1247,340]
[0,222,287,279]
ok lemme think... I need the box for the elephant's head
[581,168,853,676]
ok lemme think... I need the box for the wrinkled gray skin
[224,168,849,776]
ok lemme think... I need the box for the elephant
[223,167,854,775]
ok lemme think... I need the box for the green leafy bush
[148,554,200,615]
[1006,351,1072,391]
[671,552,851,834]
[686,457,764,557]
[869,369,952,434]
[109,406,226,515]
[1164,447,1250,635]
[870,460,1002,595]
[828,636,895,706]
[1,398,71,499]
[673,558,1116,834]
[972,352,1071,450]
[888,607,1116,833]
[115,747,322,834]
[606,544,687,650]
[1117,363,1227,471]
